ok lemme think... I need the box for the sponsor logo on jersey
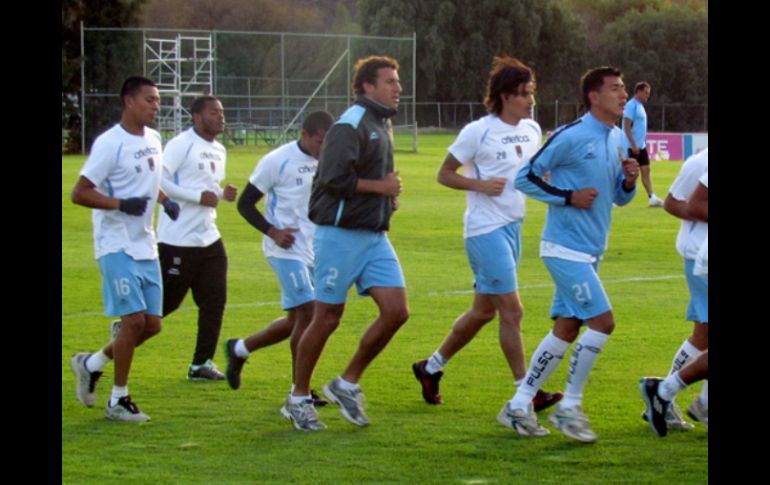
[501,135,530,144]
[200,152,222,161]
[298,165,316,174]
[370,132,380,140]
[134,147,159,159]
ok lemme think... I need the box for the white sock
[336,376,359,390]
[290,383,295,394]
[514,379,523,388]
[425,351,447,374]
[235,339,250,359]
[289,394,310,404]
[659,372,686,401]
[560,329,609,409]
[699,380,708,407]
[109,386,128,407]
[85,350,111,373]
[668,339,702,374]
[508,331,570,410]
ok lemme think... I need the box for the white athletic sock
[109,386,129,407]
[560,329,609,409]
[668,339,702,374]
[235,339,250,359]
[336,376,359,390]
[85,350,111,373]
[425,351,447,374]
[289,394,310,404]
[659,372,686,401]
[699,380,708,407]
[508,331,570,410]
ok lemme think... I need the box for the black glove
[162,198,180,221]
[118,197,149,216]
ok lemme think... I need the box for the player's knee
[472,307,497,323]
[385,306,409,327]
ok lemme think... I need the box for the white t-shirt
[79,124,163,261]
[157,128,227,247]
[693,172,708,276]
[669,148,708,259]
[249,141,317,266]
[447,114,542,238]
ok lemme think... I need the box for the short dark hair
[635,81,651,93]
[302,111,335,135]
[580,66,623,110]
[191,96,220,115]
[120,76,156,106]
[483,56,535,115]
[352,56,399,95]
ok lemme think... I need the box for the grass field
[62,133,707,484]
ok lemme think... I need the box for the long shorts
[684,258,708,323]
[313,226,405,304]
[543,257,611,321]
[267,257,315,310]
[98,251,162,317]
[465,221,521,295]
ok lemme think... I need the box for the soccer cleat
[280,398,326,431]
[110,319,122,340]
[322,378,370,427]
[532,389,564,412]
[105,396,150,422]
[549,405,598,443]
[224,339,247,390]
[310,389,329,407]
[686,397,708,431]
[497,403,550,437]
[70,353,103,408]
[649,194,664,207]
[412,360,443,404]
[187,359,225,381]
[640,401,695,431]
[639,377,671,437]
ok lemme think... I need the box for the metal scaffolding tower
[144,34,214,137]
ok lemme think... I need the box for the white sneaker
[281,398,326,431]
[105,396,150,422]
[70,353,102,408]
[649,194,664,207]
[686,397,708,431]
[497,403,550,437]
[322,378,370,426]
[549,405,598,443]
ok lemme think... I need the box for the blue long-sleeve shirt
[515,112,636,256]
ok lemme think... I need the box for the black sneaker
[310,389,329,407]
[412,360,443,404]
[224,339,247,389]
[639,377,671,437]
[187,359,225,381]
[532,389,564,412]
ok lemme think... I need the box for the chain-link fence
[80,26,416,152]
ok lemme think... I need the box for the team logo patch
[147,157,155,171]
[515,145,523,159]
[584,143,596,160]
[370,132,380,140]
[199,162,205,170]
[210,161,216,173]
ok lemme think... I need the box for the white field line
[61,274,683,320]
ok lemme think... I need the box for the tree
[62,0,148,153]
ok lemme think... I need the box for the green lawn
[62,133,707,484]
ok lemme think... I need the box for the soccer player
[282,56,408,431]
[411,56,562,413]
[223,111,335,408]
[70,76,180,422]
[622,82,663,207]
[497,67,639,443]
[154,95,238,381]
[641,171,708,436]
[640,147,708,431]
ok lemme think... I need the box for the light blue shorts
[684,259,708,323]
[465,222,521,295]
[267,257,315,310]
[98,251,162,317]
[543,257,611,321]
[313,226,406,304]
